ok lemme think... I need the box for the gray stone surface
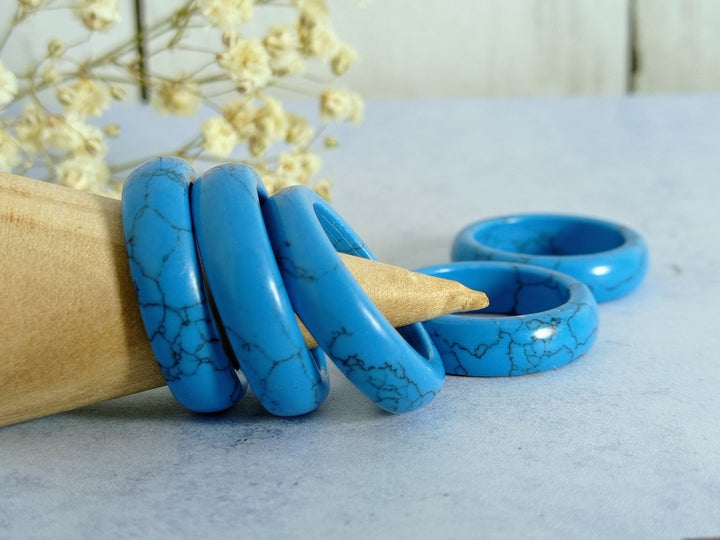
[2,96,718,539]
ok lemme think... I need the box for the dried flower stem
[1,0,364,199]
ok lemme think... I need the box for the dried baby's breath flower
[78,124,108,157]
[323,135,338,148]
[296,149,321,178]
[56,78,110,117]
[298,19,338,60]
[41,65,58,85]
[104,123,120,138]
[0,130,21,172]
[217,38,272,93]
[222,30,239,48]
[276,149,322,186]
[0,60,19,110]
[0,0,362,199]
[331,43,357,76]
[110,85,126,101]
[151,78,201,116]
[47,38,65,59]
[43,114,83,152]
[276,151,305,185]
[43,114,107,158]
[285,112,314,146]
[248,132,271,157]
[15,103,47,153]
[56,87,73,106]
[263,24,305,76]
[82,134,106,157]
[221,99,257,140]
[263,24,299,56]
[348,92,364,123]
[319,88,363,123]
[294,0,329,22]
[313,178,331,201]
[270,50,305,77]
[74,0,120,31]
[254,95,287,142]
[56,154,109,190]
[201,116,238,158]
[19,0,46,8]
[200,0,254,29]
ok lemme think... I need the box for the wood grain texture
[0,172,162,427]
[634,0,720,92]
[0,173,487,427]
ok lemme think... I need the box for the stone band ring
[263,186,446,413]
[191,164,330,417]
[451,214,648,302]
[122,157,246,412]
[419,261,599,377]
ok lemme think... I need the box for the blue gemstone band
[419,261,599,377]
[190,164,330,416]
[451,214,648,302]
[263,186,446,413]
[121,157,245,412]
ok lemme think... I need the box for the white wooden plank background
[331,0,629,97]
[633,0,720,93]
[0,1,719,97]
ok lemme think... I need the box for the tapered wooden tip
[0,172,488,427]
[299,255,488,348]
[344,253,488,325]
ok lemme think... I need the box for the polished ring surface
[263,186,446,413]
[122,157,245,412]
[419,261,599,377]
[451,214,648,302]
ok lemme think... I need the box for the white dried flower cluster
[217,38,272,93]
[263,24,304,76]
[6,102,112,191]
[200,0,253,29]
[74,0,121,31]
[151,78,201,116]
[0,60,18,109]
[0,129,21,172]
[0,0,362,200]
[320,89,364,123]
[201,116,237,158]
[56,78,110,117]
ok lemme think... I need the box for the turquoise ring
[121,157,246,412]
[190,164,329,416]
[263,186,446,413]
[418,261,599,376]
[451,214,648,302]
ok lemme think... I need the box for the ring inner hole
[449,268,571,316]
[476,217,624,255]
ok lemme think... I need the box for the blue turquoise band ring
[121,157,246,412]
[451,214,648,302]
[190,164,330,416]
[263,186,446,413]
[418,262,599,376]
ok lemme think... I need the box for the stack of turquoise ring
[122,157,649,416]
[122,157,444,416]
